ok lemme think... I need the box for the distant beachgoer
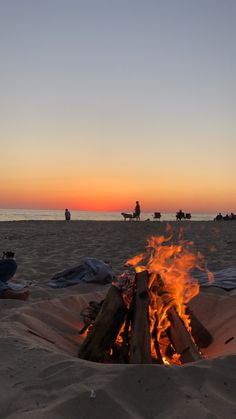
[215,212,223,221]
[133,201,141,220]
[176,210,185,220]
[0,252,29,300]
[65,208,71,221]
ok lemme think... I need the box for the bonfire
[78,229,213,365]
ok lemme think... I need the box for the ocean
[0,209,216,222]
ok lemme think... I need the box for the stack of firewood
[78,271,212,364]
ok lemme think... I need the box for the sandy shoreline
[0,221,236,418]
[1,220,235,285]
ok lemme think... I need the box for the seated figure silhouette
[176,210,185,221]
[215,212,223,221]
[0,253,29,300]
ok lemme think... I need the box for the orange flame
[124,229,213,364]
[125,253,146,272]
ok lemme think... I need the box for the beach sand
[0,220,236,418]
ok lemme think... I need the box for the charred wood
[186,306,213,348]
[119,302,134,363]
[78,285,127,362]
[130,271,152,364]
[153,274,203,363]
[151,313,164,364]
[167,306,203,363]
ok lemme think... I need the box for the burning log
[151,313,164,364]
[76,228,215,365]
[186,307,213,348]
[167,306,202,363]
[78,285,127,362]
[118,302,134,363]
[130,271,152,364]
[78,262,210,364]
[152,275,203,363]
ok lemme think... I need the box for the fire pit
[78,233,213,365]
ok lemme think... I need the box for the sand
[0,220,236,419]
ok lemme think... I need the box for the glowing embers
[78,233,213,365]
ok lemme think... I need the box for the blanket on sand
[195,267,236,290]
[47,257,115,288]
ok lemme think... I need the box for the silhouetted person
[215,212,223,221]
[176,209,185,220]
[230,213,236,220]
[133,201,141,220]
[65,208,71,221]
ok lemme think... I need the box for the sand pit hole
[17,291,236,363]
[18,292,106,357]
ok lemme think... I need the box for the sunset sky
[0,0,235,212]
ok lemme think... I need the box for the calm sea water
[0,209,216,222]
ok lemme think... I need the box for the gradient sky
[0,0,235,212]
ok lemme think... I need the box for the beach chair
[153,212,161,221]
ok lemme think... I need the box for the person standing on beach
[0,252,29,300]
[133,201,141,220]
[65,208,71,221]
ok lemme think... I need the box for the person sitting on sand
[176,210,185,220]
[215,212,223,221]
[65,208,71,221]
[133,201,141,221]
[0,252,29,300]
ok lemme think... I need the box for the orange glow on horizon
[0,189,235,213]
[1,166,235,212]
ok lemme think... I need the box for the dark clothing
[0,259,17,294]
[134,203,140,217]
[65,210,71,221]
[176,210,185,220]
